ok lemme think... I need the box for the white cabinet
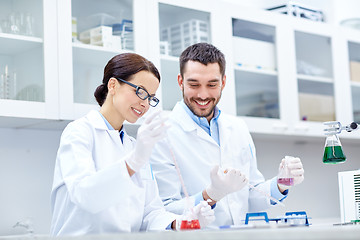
[0,0,359,139]
[346,31,360,123]
[155,0,212,111]
[57,0,135,120]
[211,3,360,139]
[0,0,58,128]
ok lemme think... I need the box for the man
[150,43,304,227]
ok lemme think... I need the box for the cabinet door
[295,31,335,122]
[348,41,360,123]
[291,21,337,136]
[0,0,58,128]
[232,18,279,120]
[58,0,135,120]
[221,7,294,134]
[157,1,211,111]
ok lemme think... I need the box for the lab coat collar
[86,110,133,148]
[86,110,109,130]
[171,102,220,146]
[171,102,201,132]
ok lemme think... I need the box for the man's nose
[197,86,209,99]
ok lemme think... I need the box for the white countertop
[1,224,359,240]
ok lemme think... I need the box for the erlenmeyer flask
[178,198,200,230]
[277,156,295,187]
[323,134,346,164]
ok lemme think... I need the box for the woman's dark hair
[94,53,160,106]
[179,42,226,78]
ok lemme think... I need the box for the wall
[0,126,359,236]
[0,128,62,236]
[254,134,360,224]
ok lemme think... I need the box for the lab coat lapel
[171,102,218,146]
[218,114,233,166]
[121,129,135,152]
[87,110,123,147]
[218,116,232,147]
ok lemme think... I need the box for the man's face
[178,60,226,122]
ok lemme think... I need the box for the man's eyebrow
[186,78,220,82]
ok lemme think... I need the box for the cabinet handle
[272,123,288,131]
[294,125,309,132]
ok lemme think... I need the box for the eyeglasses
[116,78,160,107]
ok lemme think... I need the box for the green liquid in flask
[323,146,346,164]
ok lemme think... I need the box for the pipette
[166,137,285,210]
[165,137,190,200]
[165,137,202,230]
[248,183,285,207]
[220,167,285,207]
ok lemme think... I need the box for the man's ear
[177,74,184,91]
[221,75,226,91]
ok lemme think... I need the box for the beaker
[180,218,200,230]
[323,134,346,164]
[277,156,295,187]
[178,199,200,230]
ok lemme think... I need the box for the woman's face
[111,70,160,124]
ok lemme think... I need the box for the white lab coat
[150,102,274,227]
[50,110,176,236]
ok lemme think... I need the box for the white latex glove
[206,165,248,202]
[175,201,215,230]
[125,110,168,172]
[277,156,304,191]
[193,201,215,228]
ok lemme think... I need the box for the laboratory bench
[1,225,360,240]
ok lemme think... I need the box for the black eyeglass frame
[115,77,160,107]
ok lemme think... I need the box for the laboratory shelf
[0,0,357,140]
[297,74,333,83]
[351,82,360,88]
[0,99,53,130]
[0,33,43,55]
[234,65,277,76]
[72,43,126,66]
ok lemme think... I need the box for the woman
[50,53,214,236]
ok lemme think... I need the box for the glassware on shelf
[0,65,17,100]
[9,12,20,34]
[24,13,34,36]
[1,12,34,36]
[1,19,10,33]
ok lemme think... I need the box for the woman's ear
[108,78,117,95]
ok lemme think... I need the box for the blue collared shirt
[180,100,221,145]
[98,111,124,143]
[180,101,287,206]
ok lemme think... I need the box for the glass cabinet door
[348,41,360,123]
[158,3,211,110]
[0,0,43,102]
[232,19,279,119]
[71,0,133,105]
[295,31,335,122]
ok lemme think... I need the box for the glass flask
[180,218,200,230]
[178,200,200,230]
[277,156,295,187]
[323,134,346,164]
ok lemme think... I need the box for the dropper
[248,183,285,207]
[166,135,285,208]
[165,137,193,209]
[220,167,285,207]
